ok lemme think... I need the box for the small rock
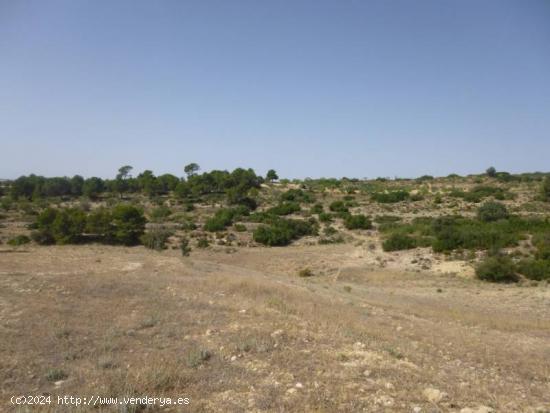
[286,388,297,395]
[363,370,371,377]
[422,387,447,403]
[271,329,284,338]
[54,380,65,387]
[295,382,303,389]
[353,342,366,350]
[413,407,422,413]
[230,355,237,362]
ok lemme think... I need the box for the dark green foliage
[532,233,550,260]
[204,207,249,232]
[141,228,172,250]
[318,212,333,223]
[184,163,200,178]
[343,214,372,230]
[33,208,87,245]
[416,175,434,181]
[298,268,314,277]
[267,201,301,216]
[371,190,409,203]
[253,218,317,246]
[374,215,401,224]
[180,237,191,256]
[234,223,247,232]
[150,206,172,221]
[382,233,417,251]
[450,185,511,203]
[486,166,497,177]
[110,205,146,245]
[83,177,105,199]
[7,235,31,246]
[280,189,315,203]
[517,259,550,281]
[329,200,348,213]
[197,238,210,248]
[310,203,324,214]
[477,201,509,222]
[266,169,278,182]
[475,255,518,283]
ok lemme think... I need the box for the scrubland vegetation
[2,165,550,283]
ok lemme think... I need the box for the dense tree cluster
[32,205,146,245]
[8,165,266,203]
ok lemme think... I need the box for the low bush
[343,214,372,230]
[310,203,324,214]
[382,233,417,251]
[141,228,172,250]
[298,268,314,277]
[204,207,248,232]
[280,189,315,203]
[267,201,301,216]
[180,237,191,256]
[475,255,518,283]
[517,259,550,281]
[234,223,247,232]
[7,235,31,246]
[371,190,409,203]
[477,201,509,222]
[150,206,172,221]
[197,238,210,248]
[329,200,348,213]
[318,212,333,223]
[253,218,317,246]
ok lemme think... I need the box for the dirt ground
[1,243,550,412]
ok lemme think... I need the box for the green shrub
[197,238,210,248]
[382,233,417,251]
[234,223,247,232]
[517,259,550,281]
[141,228,172,250]
[150,206,172,221]
[371,190,409,203]
[110,204,146,245]
[33,207,87,245]
[343,214,372,230]
[329,200,348,213]
[267,201,301,216]
[204,207,248,232]
[477,202,509,222]
[310,203,324,214]
[180,237,191,256]
[475,255,518,283]
[280,189,315,203]
[298,268,314,277]
[318,212,333,223]
[253,218,316,246]
[7,235,31,246]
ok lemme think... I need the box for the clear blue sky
[1,0,549,179]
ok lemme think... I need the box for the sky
[1,0,549,180]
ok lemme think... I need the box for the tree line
[8,164,277,202]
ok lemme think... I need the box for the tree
[184,163,200,178]
[116,165,133,180]
[266,169,278,182]
[82,177,105,199]
[114,165,133,198]
[486,166,497,178]
[110,204,146,245]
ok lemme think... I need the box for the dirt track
[1,244,550,412]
